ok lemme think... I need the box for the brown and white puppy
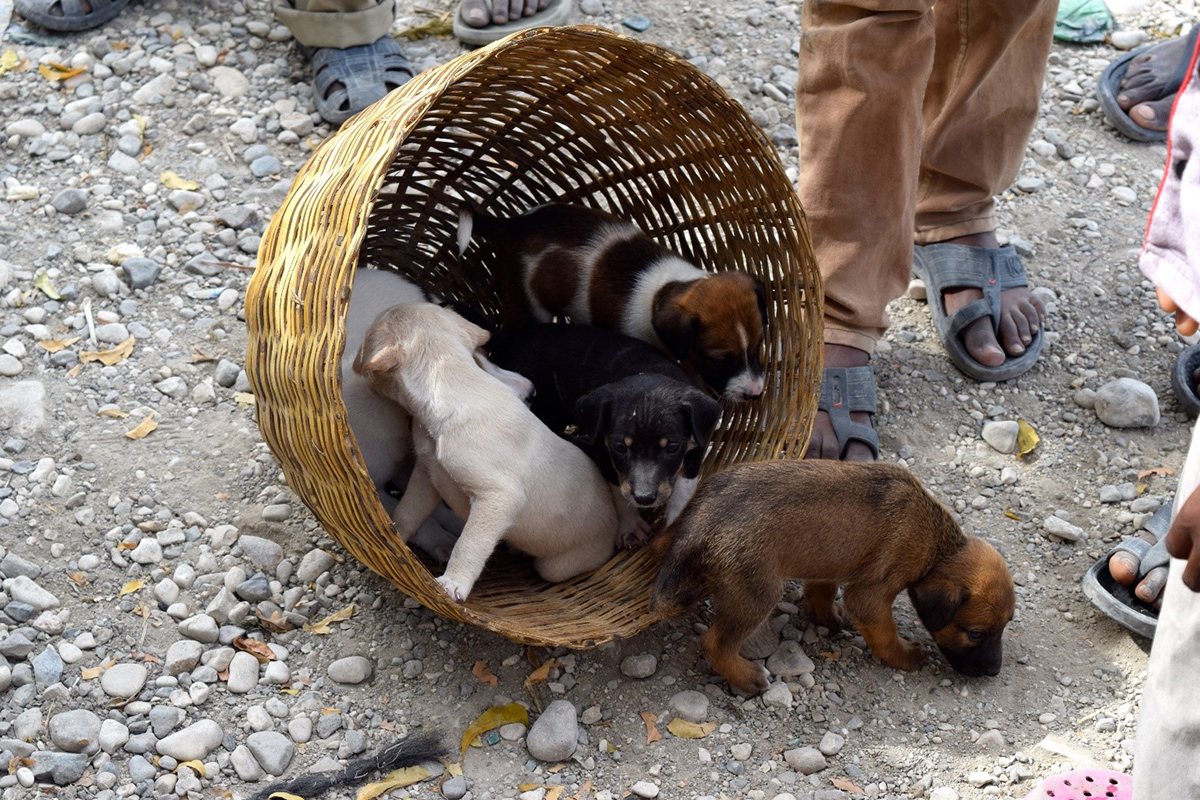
[354,303,618,603]
[458,203,768,401]
[650,461,1015,694]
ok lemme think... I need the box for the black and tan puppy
[486,323,721,548]
[651,461,1015,694]
[458,203,768,401]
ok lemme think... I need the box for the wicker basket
[245,26,822,649]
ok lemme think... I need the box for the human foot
[805,345,877,461]
[937,231,1045,369]
[1108,530,1170,609]
[460,0,549,28]
[1116,31,1196,133]
[14,0,129,32]
[310,37,414,126]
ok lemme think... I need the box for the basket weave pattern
[246,26,822,648]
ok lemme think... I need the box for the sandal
[817,365,879,460]
[1081,504,1172,639]
[14,0,130,31]
[452,0,573,47]
[912,242,1044,382]
[307,36,415,126]
[1097,26,1199,143]
[1172,343,1200,418]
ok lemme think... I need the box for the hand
[1167,486,1200,593]
[1157,287,1199,336]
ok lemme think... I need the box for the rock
[247,730,295,776]
[622,15,651,32]
[261,503,291,522]
[72,112,107,136]
[157,719,224,761]
[328,655,373,685]
[32,646,63,685]
[1111,186,1137,206]
[443,775,469,799]
[168,189,206,211]
[1015,177,1045,193]
[0,632,35,659]
[766,640,815,677]
[235,573,272,602]
[227,651,260,693]
[296,549,335,582]
[215,359,242,388]
[630,781,660,798]
[620,654,657,678]
[981,420,1019,454]
[209,66,250,98]
[129,538,162,564]
[52,189,88,215]
[232,744,265,780]
[149,706,184,738]
[121,257,161,290]
[101,663,147,698]
[98,719,129,754]
[216,205,258,230]
[579,0,602,13]
[132,73,175,104]
[250,155,282,177]
[0,554,42,579]
[761,682,794,709]
[48,710,101,753]
[1111,30,1148,49]
[179,614,220,643]
[1073,388,1097,409]
[155,376,188,400]
[5,575,60,610]
[108,151,141,175]
[30,751,89,786]
[580,706,602,725]
[968,772,996,787]
[668,690,709,723]
[819,731,845,756]
[977,729,1006,751]
[526,700,579,762]
[1094,378,1159,428]
[0,355,21,377]
[239,535,284,569]
[6,118,45,138]
[0,382,45,438]
[930,789,960,800]
[783,747,827,774]
[1043,516,1085,542]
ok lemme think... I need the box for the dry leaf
[460,703,528,754]
[820,650,841,661]
[472,660,498,688]
[174,760,205,777]
[190,347,216,363]
[832,778,865,793]
[1004,509,1023,521]
[279,687,299,695]
[117,541,137,551]
[39,62,87,81]
[98,408,129,419]
[666,718,716,739]
[118,580,145,597]
[304,604,356,635]
[523,659,557,690]
[81,666,103,680]
[356,764,430,799]
[268,794,305,800]
[125,415,158,440]
[0,50,19,76]
[66,571,88,585]
[1139,467,1174,479]
[258,610,293,634]
[160,171,200,191]
[80,336,134,366]
[1016,419,1040,457]
[38,337,81,353]
[545,789,564,800]
[572,780,593,800]
[34,273,62,300]
[233,637,276,663]
[640,711,662,744]
[443,761,462,777]
[233,392,256,407]
[546,764,565,774]
[132,113,146,134]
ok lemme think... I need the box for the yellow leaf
[666,718,716,739]
[174,760,205,777]
[0,50,18,76]
[81,666,103,680]
[98,408,129,419]
[460,703,528,755]
[1016,419,1039,457]
[523,659,557,690]
[38,337,81,353]
[545,789,564,800]
[546,764,565,774]
[234,392,256,407]
[160,171,199,191]
[356,764,430,799]
[39,62,87,81]
[640,711,662,744]
[472,660,498,688]
[133,113,146,134]
[125,415,159,440]
[33,273,62,300]
[444,761,463,777]
[80,336,135,367]
[280,687,299,695]
[268,794,306,800]
[1004,509,1022,521]
[303,604,356,635]
[118,580,145,597]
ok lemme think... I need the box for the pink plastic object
[1023,769,1132,800]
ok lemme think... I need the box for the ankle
[934,231,999,249]
[823,343,870,368]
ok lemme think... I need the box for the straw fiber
[246,26,822,649]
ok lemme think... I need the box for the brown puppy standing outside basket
[245,27,823,649]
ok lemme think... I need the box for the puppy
[458,203,768,401]
[341,269,533,560]
[486,323,721,548]
[354,303,618,602]
[651,461,1015,694]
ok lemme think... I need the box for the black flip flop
[912,243,1044,382]
[452,0,573,46]
[817,366,879,460]
[1172,343,1200,418]
[1097,26,1199,143]
[14,0,130,31]
[306,37,415,126]
[1081,504,1172,639]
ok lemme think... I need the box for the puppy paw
[804,599,844,634]
[726,662,771,696]
[887,638,926,672]
[436,575,470,603]
[616,516,653,550]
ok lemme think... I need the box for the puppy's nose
[985,662,1001,677]
[747,379,764,397]
[633,492,658,507]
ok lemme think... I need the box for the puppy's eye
[610,442,628,455]
[663,442,681,455]
[967,630,985,642]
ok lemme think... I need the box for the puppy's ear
[752,275,768,327]
[353,326,403,375]
[681,389,721,446]
[652,282,699,360]
[574,387,614,445]
[908,576,969,633]
[450,310,491,349]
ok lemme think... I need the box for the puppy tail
[456,204,508,256]
[649,524,704,615]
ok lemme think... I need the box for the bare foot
[938,231,1045,369]
[460,0,550,28]
[805,344,875,461]
[1109,532,1170,609]
[1116,33,1193,133]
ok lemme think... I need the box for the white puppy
[340,269,533,560]
[354,303,618,602]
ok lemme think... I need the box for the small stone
[1015,177,1045,193]
[179,614,220,643]
[1073,388,1097,409]
[443,775,469,799]
[580,706,602,725]
[622,15,651,32]
[72,112,107,136]
[977,729,1006,751]
[297,548,335,582]
[0,554,42,579]
[930,789,960,800]
[0,632,36,659]
[819,731,845,756]
[168,189,206,211]
[30,752,89,786]
[165,640,204,675]
[129,538,163,564]
[630,781,660,798]
[52,189,88,215]
[5,575,60,610]
[579,0,602,13]
[668,690,709,723]
[0,355,22,377]
[209,66,250,98]
[1043,516,1085,542]
[1099,485,1122,503]
[247,730,295,776]
[620,654,658,678]
[108,151,141,175]
[784,747,827,775]
[215,359,242,388]
[1094,378,1159,428]
[150,706,184,738]
[1111,30,1148,50]
[155,376,188,400]
[1111,186,1137,206]
[239,535,284,569]
[982,420,1020,454]
[227,651,260,693]
[262,503,291,522]
[279,111,314,137]
[48,710,101,753]
[328,655,373,685]
[157,719,224,761]
[98,719,129,753]
[6,119,45,138]
[231,744,265,781]
[526,700,578,762]
[121,257,160,290]
[250,155,281,178]
[101,663,147,698]
[216,205,258,230]
[235,573,272,602]
[968,771,996,787]
[762,680,793,708]
[766,640,814,677]
[32,646,63,685]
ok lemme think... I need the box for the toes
[961,317,1007,367]
[1135,565,1169,604]
[493,0,510,24]
[1108,550,1140,585]
[1011,308,1033,350]
[508,0,523,20]
[461,0,490,26]
[523,0,538,14]
[1130,97,1175,131]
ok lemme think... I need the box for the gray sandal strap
[818,366,879,460]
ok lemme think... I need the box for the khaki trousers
[273,0,395,49]
[797,0,1057,353]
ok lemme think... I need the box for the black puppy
[486,323,721,548]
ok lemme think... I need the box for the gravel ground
[0,0,1195,798]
